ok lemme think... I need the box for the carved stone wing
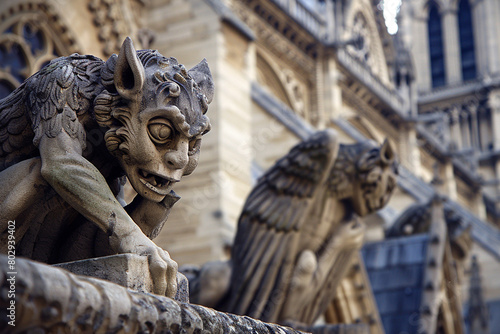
[0,54,103,171]
[221,130,339,323]
[0,83,35,171]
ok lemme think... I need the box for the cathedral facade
[1,0,499,332]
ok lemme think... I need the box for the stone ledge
[0,254,305,333]
[54,253,189,303]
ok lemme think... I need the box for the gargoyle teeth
[138,169,172,190]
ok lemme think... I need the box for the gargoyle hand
[115,230,178,297]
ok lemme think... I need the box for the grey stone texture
[0,254,305,333]
[55,254,190,303]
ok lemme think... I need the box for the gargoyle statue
[184,130,397,329]
[0,37,214,298]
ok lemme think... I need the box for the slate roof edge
[363,233,430,248]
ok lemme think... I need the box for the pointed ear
[380,139,395,166]
[114,37,145,100]
[188,58,214,105]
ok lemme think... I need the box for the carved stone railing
[0,254,305,333]
[336,48,405,115]
[270,0,326,37]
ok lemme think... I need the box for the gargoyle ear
[380,139,395,166]
[188,59,214,105]
[114,37,145,100]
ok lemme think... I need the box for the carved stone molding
[228,0,316,74]
[88,0,145,56]
[339,78,401,139]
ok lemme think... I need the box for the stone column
[412,17,432,91]
[443,161,458,201]
[488,90,500,202]
[472,0,488,76]
[398,123,421,175]
[484,0,500,75]
[442,9,462,85]
[492,0,500,74]
[419,194,447,334]
[488,90,500,150]
[323,56,343,120]
[460,108,471,149]
[473,190,487,220]
[449,105,463,150]
[467,101,480,149]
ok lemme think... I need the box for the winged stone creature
[184,129,397,328]
[0,37,214,298]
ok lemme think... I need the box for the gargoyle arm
[38,130,178,297]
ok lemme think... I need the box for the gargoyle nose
[165,140,189,170]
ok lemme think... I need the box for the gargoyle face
[351,139,397,217]
[97,38,214,202]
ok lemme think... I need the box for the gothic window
[427,3,446,88]
[458,0,477,81]
[0,18,63,99]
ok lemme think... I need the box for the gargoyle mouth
[138,169,177,196]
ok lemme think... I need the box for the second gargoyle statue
[184,130,398,331]
[0,37,214,298]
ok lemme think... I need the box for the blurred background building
[1,0,499,332]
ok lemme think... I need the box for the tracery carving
[278,67,307,120]
[342,3,390,84]
[256,52,310,122]
[347,13,373,68]
[0,3,79,98]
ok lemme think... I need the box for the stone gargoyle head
[329,139,398,217]
[94,37,214,202]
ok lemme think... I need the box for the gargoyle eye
[148,119,173,145]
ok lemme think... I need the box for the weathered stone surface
[55,254,190,302]
[0,254,305,333]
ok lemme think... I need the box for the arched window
[458,0,476,81]
[428,3,446,88]
[0,14,66,99]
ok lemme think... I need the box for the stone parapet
[0,254,305,333]
[55,254,189,303]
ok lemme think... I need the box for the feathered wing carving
[0,83,34,171]
[221,130,339,322]
[0,55,103,172]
